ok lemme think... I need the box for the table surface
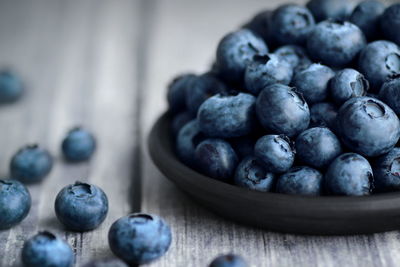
[0,0,399,266]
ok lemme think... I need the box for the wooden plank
[140,0,400,267]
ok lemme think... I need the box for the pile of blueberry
[169,0,400,197]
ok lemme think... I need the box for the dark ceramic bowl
[148,112,400,235]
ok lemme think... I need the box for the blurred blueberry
[350,0,385,41]
[325,153,373,196]
[194,139,238,182]
[0,179,31,230]
[55,181,108,231]
[337,97,400,157]
[171,111,193,136]
[309,102,338,131]
[276,166,323,196]
[329,68,369,105]
[0,70,23,103]
[292,63,335,104]
[274,45,312,74]
[10,144,53,183]
[209,254,247,267]
[270,4,315,46]
[108,213,172,265]
[358,40,400,91]
[373,148,400,192]
[62,127,96,162]
[197,92,256,138]
[381,4,400,46]
[21,231,74,267]
[216,29,268,83]
[379,75,400,116]
[176,120,205,167]
[295,127,342,169]
[167,73,196,114]
[243,10,272,44]
[234,156,276,192]
[256,84,310,137]
[244,54,293,95]
[307,0,356,21]
[254,135,295,173]
[307,20,366,68]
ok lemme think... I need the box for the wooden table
[0,0,399,266]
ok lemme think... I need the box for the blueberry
[185,73,226,115]
[62,127,96,162]
[254,135,295,173]
[194,139,238,182]
[244,54,293,95]
[167,73,196,114]
[381,4,400,46]
[209,254,247,267]
[337,97,400,157]
[350,0,385,41]
[55,181,108,231]
[0,179,31,230]
[379,75,400,116]
[176,120,205,167]
[373,148,400,192]
[292,63,335,104]
[170,111,193,136]
[82,258,128,267]
[197,92,256,138]
[243,10,272,43]
[21,231,74,267]
[274,45,312,74]
[325,153,373,196]
[0,70,24,103]
[229,136,255,160]
[306,0,355,22]
[108,213,172,265]
[10,144,53,183]
[216,29,268,83]
[329,68,369,105]
[234,156,276,192]
[295,127,342,169]
[358,40,400,91]
[276,166,323,196]
[309,102,338,131]
[256,84,310,137]
[307,20,366,68]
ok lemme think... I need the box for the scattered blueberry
[209,254,248,267]
[175,119,205,167]
[62,127,96,162]
[21,231,74,267]
[10,144,53,183]
[0,70,23,103]
[0,179,31,230]
[194,139,238,182]
[306,0,355,22]
[350,0,385,41]
[276,166,323,196]
[378,75,400,116]
[55,181,108,231]
[167,73,196,114]
[381,4,400,46]
[234,156,276,192]
[325,153,373,196]
[309,102,338,131]
[108,213,172,265]
[373,148,400,192]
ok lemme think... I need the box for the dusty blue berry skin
[0,70,23,103]
[55,182,108,231]
[292,63,335,104]
[254,135,295,174]
[234,156,276,192]
[373,148,400,192]
[171,111,193,136]
[176,120,205,167]
[381,4,400,46]
[209,254,248,267]
[21,231,74,267]
[216,29,268,83]
[62,127,96,162]
[108,213,172,265]
[350,0,385,41]
[167,73,196,114]
[307,20,366,68]
[244,54,293,95]
[325,153,373,196]
[10,145,53,183]
[329,68,369,105]
[256,84,310,137]
[379,76,400,116]
[185,73,226,115]
[195,139,238,182]
[0,179,31,230]
[337,97,400,157]
[306,0,355,22]
[358,40,400,91]
[309,102,338,131]
[270,4,315,46]
[276,166,323,196]
[243,10,272,43]
[274,45,312,74]
[295,127,342,169]
[197,92,256,138]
